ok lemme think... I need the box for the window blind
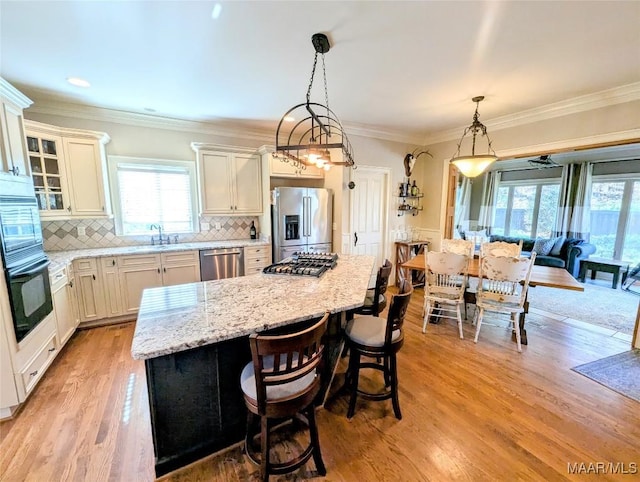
[116,163,194,235]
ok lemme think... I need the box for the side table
[578,257,630,289]
[395,240,430,287]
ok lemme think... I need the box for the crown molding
[342,121,424,145]
[24,119,110,144]
[423,82,640,146]
[0,77,33,108]
[26,98,274,144]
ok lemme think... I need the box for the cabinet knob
[157,268,160,273]
[67,206,72,212]
[163,267,166,273]
[112,259,116,266]
[69,281,73,288]
[92,274,96,280]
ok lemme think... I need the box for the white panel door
[349,167,389,271]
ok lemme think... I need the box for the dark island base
[146,312,346,477]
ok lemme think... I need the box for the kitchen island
[131,254,375,476]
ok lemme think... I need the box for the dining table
[401,255,584,345]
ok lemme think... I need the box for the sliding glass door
[589,178,640,261]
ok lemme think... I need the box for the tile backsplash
[42,216,261,251]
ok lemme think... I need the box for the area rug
[572,350,640,402]
[527,281,639,334]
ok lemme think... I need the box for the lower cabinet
[74,258,106,322]
[74,250,201,323]
[119,254,163,315]
[12,311,58,401]
[244,245,271,275]
[51,265,79,347]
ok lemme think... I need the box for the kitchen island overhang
[131,254,375,476]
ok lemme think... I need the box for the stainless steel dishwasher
[199,248,244,281]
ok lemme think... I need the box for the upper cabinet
[191,143,263,215]
[0,78,33,181]
[262,148,324,179]
[24,120,111,220]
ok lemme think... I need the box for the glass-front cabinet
[27,134,69,214]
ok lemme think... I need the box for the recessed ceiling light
[284,116,295,122]
[67,77,90,88]
[211,3,222,19]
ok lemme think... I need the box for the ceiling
[1,1,639,143]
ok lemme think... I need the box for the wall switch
[200,222,210,231]
[77,226,86,236]
[215,222,222,230]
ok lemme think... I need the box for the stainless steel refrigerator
[271,187,333,262]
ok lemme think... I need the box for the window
[493,181,560,238]
[108,156,199,235]
[589,176,640,261]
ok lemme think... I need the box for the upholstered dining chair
[241,311,330,481]
[344,280,413,420]
[422,250,469,339]
[355,259,392,317]
[474,253,536,352]
[480,240,523,258]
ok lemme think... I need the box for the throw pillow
[550,236,566,256]
[532,237,555,256]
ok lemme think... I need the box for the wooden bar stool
[344,281,413,419]
[355,259,393,317]
[241,312,329,481]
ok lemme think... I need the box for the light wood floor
[1,289,639,481]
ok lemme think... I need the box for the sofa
[486,234,596,278]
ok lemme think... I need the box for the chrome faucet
[150,224,171,245]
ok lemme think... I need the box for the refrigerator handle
[304,196,311,237]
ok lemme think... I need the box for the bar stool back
[355,259,393,316]
[241,312,330,481]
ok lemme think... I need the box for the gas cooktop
[262,252,338,277]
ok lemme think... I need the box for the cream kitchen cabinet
[25,120,111,220]
[119,251,200,314]
[0,78,32,181]
[51,265,79,347]
[74,258,107,322]
[267,152,324,179]
[244,245,272,275]
[191,143,263,215]
[119,254,163,315]
[101,257,124,318]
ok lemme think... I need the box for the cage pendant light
[450,96,498,177]
[274,33,355,171]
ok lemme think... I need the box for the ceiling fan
[528,154,559,168]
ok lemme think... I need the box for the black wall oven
[0,194,53,343]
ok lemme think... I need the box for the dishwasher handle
[201,249,242,256]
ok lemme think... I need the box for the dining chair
[441,238,475,258]
[344,280,413,419]
[480,240,523,257]
[422,250,469,339]
[241,311,330,481]
[442,238,476,319]
[473,253,536,352]
[355,259,392,317]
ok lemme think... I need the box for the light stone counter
[46,239,270,274]
[131,254,375,360]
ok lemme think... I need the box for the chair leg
[390,353,402,420]
[512,314,522,353]
[456,304,464,339]
[347,352,360,419]
[306,405,326,476]
[422,301,432,333]
[260,416,269,482]
[474,308,485,343]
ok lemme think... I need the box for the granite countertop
[46,239,270,273]
[131,254,375,360]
